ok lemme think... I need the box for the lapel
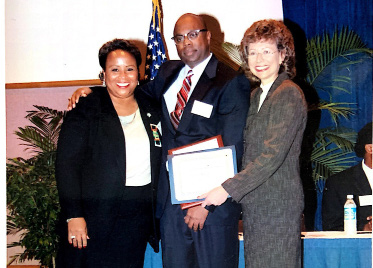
[250,87,262,115]
[137,94,162,151]
[352,163,372,198]
[265,72,289,101]
[97,88,127,181]
[162,62,185,135]
[175,56,218,133]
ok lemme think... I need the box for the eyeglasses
[171,29,207,45]
[247,49,278,59]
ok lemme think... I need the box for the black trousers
[56,184,152,268]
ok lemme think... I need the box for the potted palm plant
[7,105,65,267]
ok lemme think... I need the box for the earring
[102,79,106,86]
[137,81,140,85]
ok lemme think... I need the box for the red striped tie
[170,70,194,129]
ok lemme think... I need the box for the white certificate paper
[168,146,237,204]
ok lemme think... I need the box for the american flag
[144,0,167,81]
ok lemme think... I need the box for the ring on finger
[71,235,76,239]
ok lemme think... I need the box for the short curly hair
[98,39,142,80]
[240,20,296,83]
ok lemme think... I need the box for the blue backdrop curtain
[282,0,373,230]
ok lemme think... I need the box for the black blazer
[322,162,372,231]
[56,88,162,249]
[141,55,251,224]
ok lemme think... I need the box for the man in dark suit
[141,13,250,268]
[323,122,372,231]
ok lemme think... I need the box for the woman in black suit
[55,39,162,267]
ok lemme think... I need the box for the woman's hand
[199,186,229,207]
[67,87,92,110]
[68,217,89,248]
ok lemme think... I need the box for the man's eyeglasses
[247,49,278,59]
[171,29,207,45]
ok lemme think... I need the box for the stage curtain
[283,0,372,230]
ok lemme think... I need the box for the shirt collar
[362,160,373,189]
[184,53,212,77]
[260,81,274,96]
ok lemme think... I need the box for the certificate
[168,145,237,204]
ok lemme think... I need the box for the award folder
[168,142,237,206]
[168,135,224,209]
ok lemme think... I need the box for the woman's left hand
[199,186,229,207]
[68,217,89,249]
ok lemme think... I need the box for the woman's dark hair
[240,19,296,83]
[98,39,142,80]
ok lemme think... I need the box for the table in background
[302,231,372,268]
[144,231,372,267]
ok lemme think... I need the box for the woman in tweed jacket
[200,20,307,268]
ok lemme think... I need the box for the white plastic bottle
[344,195,357,235]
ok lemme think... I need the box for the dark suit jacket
[322,162,372,231]
[56,88,162,250]
[141,55,251,224]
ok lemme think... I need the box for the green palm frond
[304,28,372,182]
[26,105,65,120]
[317,101,356,125]
[312,150,356,181]
[306,26,372,85]
[314,127,356,151]
[15,106,65,154]
[311,127,357,181]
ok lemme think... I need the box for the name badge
[191,100,213,118]
[359,195,373,206]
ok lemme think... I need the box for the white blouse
[119,108,151,186]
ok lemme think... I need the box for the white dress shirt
[164,53,213,115]
[362,160,373,190]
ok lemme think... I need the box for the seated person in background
[322,122,372,231]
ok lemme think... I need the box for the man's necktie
[170,70,194,129]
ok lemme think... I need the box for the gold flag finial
[152,0,161,27]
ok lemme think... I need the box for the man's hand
[363,216,372,231]
[184,206,209,231]
[68,217,89,248]
[199,186,229,208]
[67,87,92,110]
